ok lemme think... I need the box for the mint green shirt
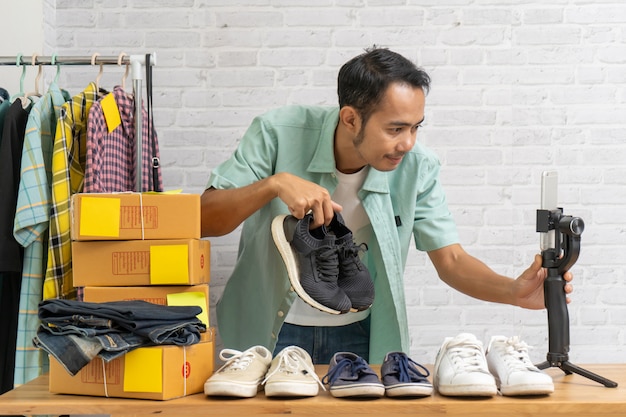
[207,105,459,363]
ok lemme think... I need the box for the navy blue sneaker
[381,351,433,397]
[271,213,351,314]
[328,212,374,312]
[322,352,384,398]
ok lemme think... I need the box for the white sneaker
[433,333,497,397]
[204,345,272,397]
[262,346,325,397]
[486,335,554,396]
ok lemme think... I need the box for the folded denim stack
[434,333,554,397]
[34,298,205,376]
[271,212,375,315]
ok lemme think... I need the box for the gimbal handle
[537,208,583,360]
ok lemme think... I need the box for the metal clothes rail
[0,53,157,192]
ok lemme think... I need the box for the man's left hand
[514,254,573,310]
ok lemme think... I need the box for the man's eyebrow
[388,117,425,127]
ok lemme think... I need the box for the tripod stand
[535,208,617,388]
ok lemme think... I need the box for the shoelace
[261,348,325,390]
[214,348,257,373]
[390,353,430,382]
[499,336,537,371]
[447,339,490,374]
[338,242,368,275]
[322,356,371,385]
[314,246,340,282]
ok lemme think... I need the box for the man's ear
[339,106,361,135]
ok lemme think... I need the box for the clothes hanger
[24,53,43,99]
[52,53,61,84]
[10,54,27,104]
[9,53,32,108]
[91,52,104,91]
[118,52,129,91]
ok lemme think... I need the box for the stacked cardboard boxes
[48,192,214,400]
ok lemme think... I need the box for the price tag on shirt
[101,93,122,133]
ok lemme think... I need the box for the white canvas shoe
[433,333,497,397]
[262,346,324,397]
[486,335,554,396]
[204,345,272,397]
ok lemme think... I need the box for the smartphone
[540,171,558,251]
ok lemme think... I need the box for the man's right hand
[201,173,341,237]
[272,172,342,229]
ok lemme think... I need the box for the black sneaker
[381,351,433,397]
[328,212,374,312]
[271,213,351,314]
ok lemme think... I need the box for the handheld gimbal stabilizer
[535,208,617,388]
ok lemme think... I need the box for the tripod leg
[560,361,618,388]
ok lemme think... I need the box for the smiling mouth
[387,154,404,163]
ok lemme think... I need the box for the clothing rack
[0,53,156,192]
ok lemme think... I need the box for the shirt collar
[307,107,390,194]
[307,107,339,173]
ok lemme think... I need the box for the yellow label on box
[80,197,121,237]
[149,245,189,284]
[167,292,209,326]
[124,348,162,393]
[101,93,122,133]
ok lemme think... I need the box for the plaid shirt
[44,83,99,300]
[13,83,68,385]
[84,86,162,192]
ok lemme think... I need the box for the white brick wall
[37,0,626,364]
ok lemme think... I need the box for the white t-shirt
[285,167,372,326]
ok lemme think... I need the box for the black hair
[337,47,431,125]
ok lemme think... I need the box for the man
[201,47,573,364]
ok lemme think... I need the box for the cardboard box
[72,239,210,286]
[49,330,215,400]
[70,192,200,241]
[83,285,210,327]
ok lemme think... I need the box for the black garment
[0,100,30,396]
[0,273,20,395]
[0,100,29,272]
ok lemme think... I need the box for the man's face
[353,83,425,172]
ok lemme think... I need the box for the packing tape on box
[100,357,109,398]
[118,191,146,240]
[98,345,188,398]
[183,345,187,396]
[138,192,145,240]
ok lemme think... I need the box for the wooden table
[0,364,624,417]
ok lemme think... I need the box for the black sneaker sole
[271,214,346,315]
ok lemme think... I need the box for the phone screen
[540,171,558,251]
